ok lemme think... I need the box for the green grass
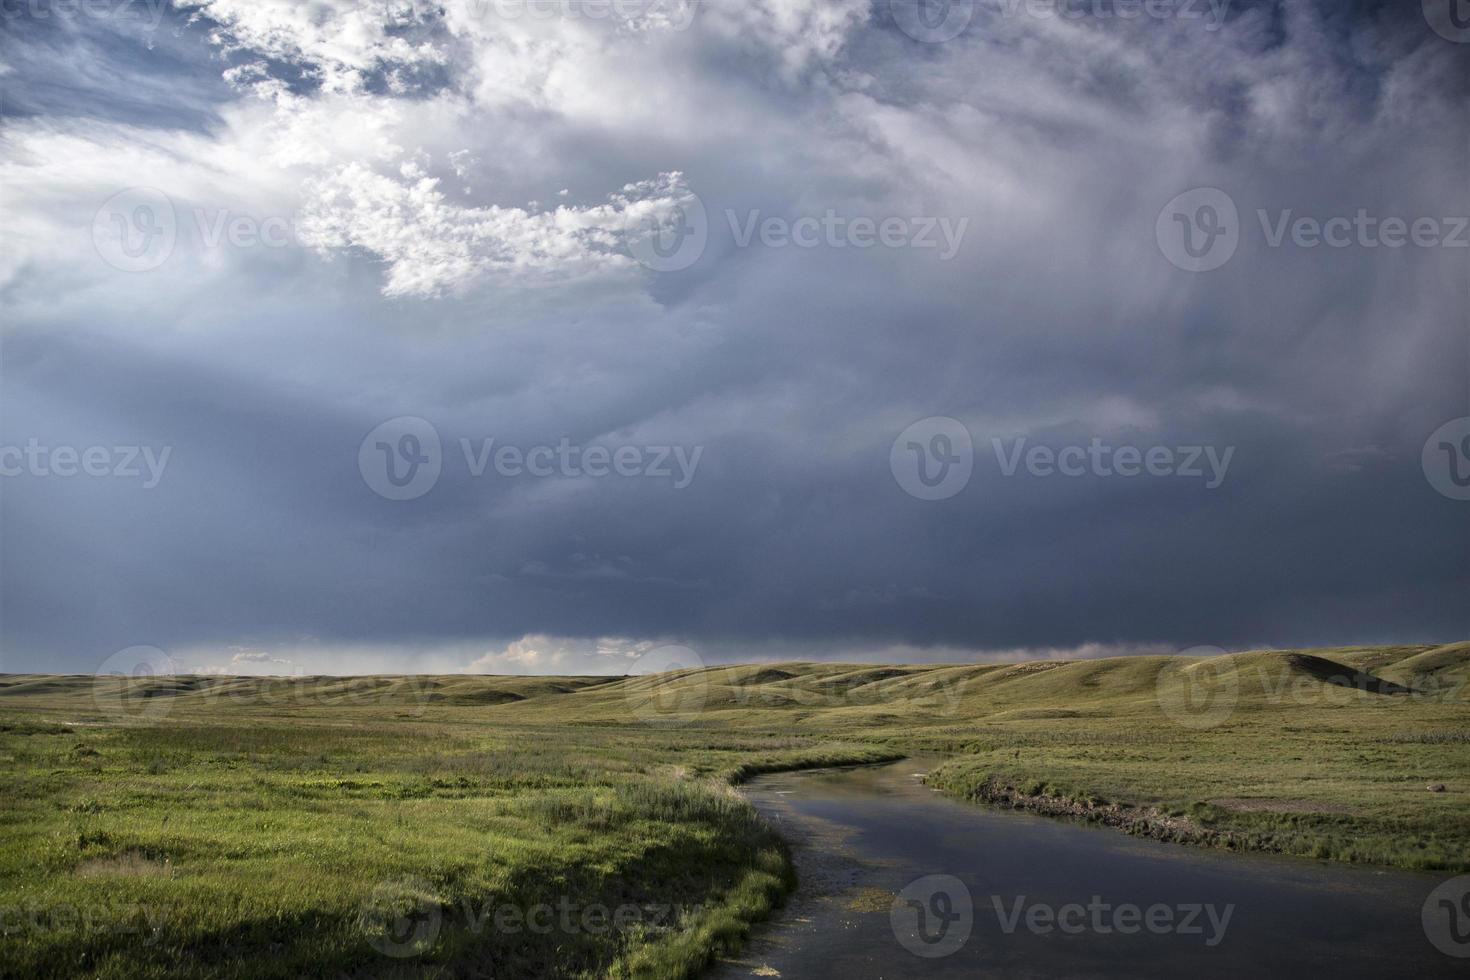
[1,642,1467,977]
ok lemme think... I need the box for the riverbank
[920,746,1470,872]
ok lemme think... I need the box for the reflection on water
[710,760,1463,979]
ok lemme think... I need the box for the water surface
[711,760,1461,979]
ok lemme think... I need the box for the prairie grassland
[1,642,1467,978]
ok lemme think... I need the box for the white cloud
[179,0,447,92]
[465,634,657,674]
[298,166,694,295]
[193,649,304,675]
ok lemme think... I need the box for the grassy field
[1,642,1467,978]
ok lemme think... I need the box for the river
[709,760,1465,978]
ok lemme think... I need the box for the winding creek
[710,760,1462,979]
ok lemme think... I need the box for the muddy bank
[947,775,1251,851]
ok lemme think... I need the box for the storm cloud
[1,0,1466,675]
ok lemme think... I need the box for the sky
[1,0,1467,677]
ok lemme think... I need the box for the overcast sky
[1,0,1466,676]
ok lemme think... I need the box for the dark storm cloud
[1,1,1465,673]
